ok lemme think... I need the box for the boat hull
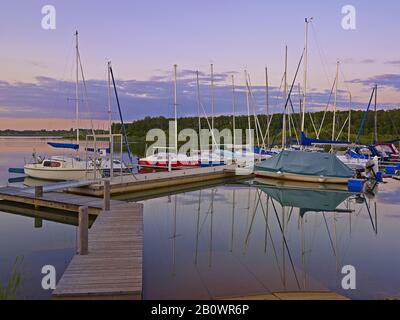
[24,166,90,181]
[254,170,350,184]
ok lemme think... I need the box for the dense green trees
[115,109,400,146]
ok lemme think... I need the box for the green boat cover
[254,150,354,178]
[257,185,352,217]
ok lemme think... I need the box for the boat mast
[75,30,79,145]
[301,18,312,134]
[374,84,378,144]
[245,70,252,149]
[173,64,178,156]
[107,60,112,137]
[332,60,339,141]
[265,67,270,148]
[231,75,236,149]
[210,63,215,134]
[348,92,352,142]
[196,70,202,151]
[282,45,288,149]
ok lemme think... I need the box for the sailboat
[24,31,94,181]
[255,18,357,185]
[24,32,127,181]
[139,65,200,169]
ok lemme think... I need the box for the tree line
[113,109,400,146]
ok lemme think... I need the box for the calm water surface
[1,137,400,299]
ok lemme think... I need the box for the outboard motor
[365,156,380,180]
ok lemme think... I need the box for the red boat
[374,143,400,160]
[138,153,199,169]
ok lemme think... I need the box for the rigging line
[245,75,260,147]
[77,49,96,137]
[339,68,352,94]
[261,215,285,283]
[310,22,334,88]
[270,199,301,289]
[247,79,262,136]
[287,207,294,223]
[53,37,75,114]
[308,109,318,136]
[198,190,214,234]
[335,115,349,141]
[247,78,266,148]
[109,65,137,175]
[244,189,263,246]
[317,77,336,137]
[322,213,337,258]
[262,73,285,144]
[288,97,300,131]
[193,263,213,299]
[289,107,300,144]
[364,198,377,234]
[231,249,273,294]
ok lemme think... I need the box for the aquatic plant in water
[0,256,23,300]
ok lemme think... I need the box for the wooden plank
[52,202,143,299]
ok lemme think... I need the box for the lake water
[1,137,400,299]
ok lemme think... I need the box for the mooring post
[34,186,43,197]
[103,179,111,211]
[78,206,89,255]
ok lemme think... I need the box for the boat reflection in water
[143,178,382,300]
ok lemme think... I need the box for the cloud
[360,59,376,64]
[385,60,400,65]
[0,71,397,123]
[347,74,400,91]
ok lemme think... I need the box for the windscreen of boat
[43,160,61,168]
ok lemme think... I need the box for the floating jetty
[67,164,240,197]
[52,202,143,300]
[0,185,144,300]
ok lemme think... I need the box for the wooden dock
[0,185,144,300]
[52,202,143,300]
[67,165,241,197]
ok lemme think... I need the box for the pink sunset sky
[1,0,400,130]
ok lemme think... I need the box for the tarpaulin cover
[254,150,354,178]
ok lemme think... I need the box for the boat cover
[254,150,354,178]
[48,142,79,150]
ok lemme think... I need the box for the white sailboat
[24,32,126,181]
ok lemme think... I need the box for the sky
[0,0,400,129]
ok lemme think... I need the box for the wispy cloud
[347,74,400,90]
[385,60,400,65]
[360,59,376,64]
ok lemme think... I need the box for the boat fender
[348,179,364,192]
